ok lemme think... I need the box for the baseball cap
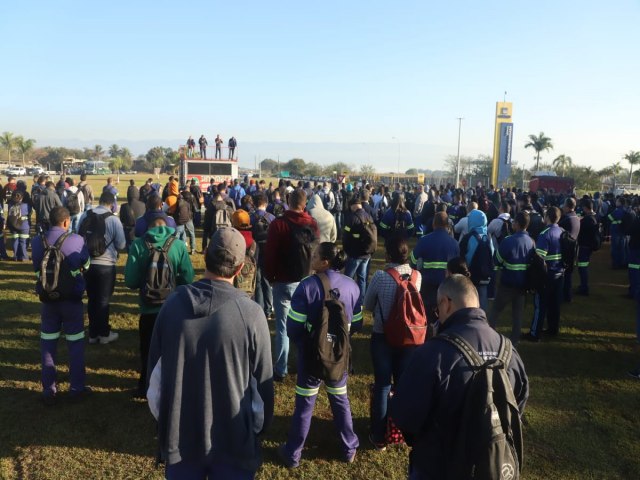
[232,209,251,229]
[206,227,246,269]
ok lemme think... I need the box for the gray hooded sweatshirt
[307,193,337,243]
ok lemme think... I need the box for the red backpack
[382,268,428,347]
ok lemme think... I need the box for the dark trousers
[563,268,574,302]
[84,264,116,338]
[420,283,438,325]
[166,460,254,480]
[530,272,564,337]
[139,312,159,390]
[577,246,592,294]
[229,147,235,159]
[215,145,222,159]
[254,266,273,317]
[489,284,526,344]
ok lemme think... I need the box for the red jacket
[264,209,319,283]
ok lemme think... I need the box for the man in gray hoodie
[147,227,274,479]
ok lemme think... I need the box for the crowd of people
[1,170,638,479]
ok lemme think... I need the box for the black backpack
[352,210,378,255]
[140,236,177,305]
[434,333,523,480]
[173,197,191,226]
[560,229,578,271]
[285,218,317,281]
[66,190,81,215]
[79,210,113,258]
[393,211,407,231]
[7,204,24,230]
[272,202,285,218]
[304,273,351,382]
[497,218,513,244]
[526,211,544,241]
[525,249,547,293]
[251,212,272,244]
[38,232,77,302]
[461,232,494,285]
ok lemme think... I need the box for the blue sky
[1,0,639,172]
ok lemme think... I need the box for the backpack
[229,187,242,208]
[393,211,407,231]
[213,201,232,230]
[285,218,317,281]
[173,197,191,226]
[140,236,177,305]
[38,232,77,302]
[560,229,578,271]
[497,218,513,244]
[251,213,272,244]
[79,211,113,258]
[434,333,523,480]
[527,211,544,240]
[380,268,427,348]
[233,240,258,297]
[332,190,343,212]
[461,232,494,285]
[525,249,547,293]
[7,204,24,230]
[321,190,333,211]
[272,202,285,218]
[66,190,81,215]
[352,210,378,255]
[304,273,351,382]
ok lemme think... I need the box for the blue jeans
[175,225,186,243]
[272,282,299,378]
[185,220,196,252]
[254,266,273,317]
[166,460,254,480]
[344,256,370,305]
[70,213,81,233]
[333,211,343,239]
[369,333,416,443]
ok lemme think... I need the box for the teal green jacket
[124,226,195,314]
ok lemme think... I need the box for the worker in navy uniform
[558,197,580,302]
[527,206,565,341]
[576,198,600,296]
[609,197,628,269]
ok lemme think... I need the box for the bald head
[437,274,480,323]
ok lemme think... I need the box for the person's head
[49,206,71,229]
[231,209,251,230]
[80,173,87,182]
[581,198,594,213]
[513,211,530,232]
[148,217,167,228]
[563,197,576,213]
[433,211,449,230]
[254,192,268,209]
[446,257,471,278]
[436,274,480,323]
[391,191,406,212]
[289,189,307,211]
[205,227,246,279]
[499,200,511,215]
[99,191,115,206]
[45,181,55,190]
[146,194,163,212]
[466,201,478,215]
[129,179,135,186]
[12,191,23,203]
[385,234,410,265]
[217,182,227,194]
[107,177,113,185]
[311,242,347,273]
[468,209,487,231]
[545,206,561,225]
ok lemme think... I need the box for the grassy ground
[1,183,639,478]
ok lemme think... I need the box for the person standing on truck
[198,135,208,159]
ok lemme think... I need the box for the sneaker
[88,336,100,344]
[368,433,387,452]
[99,332,119,344]
[42,394,57,407]
[628,369,640,380]
[345,451,357,463]
[277,444,298,468]
[69,387,93,403]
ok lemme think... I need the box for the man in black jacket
[559,197,581,302]
[576,198,600,296]
[391,275,529,480]
[343,195,377,304]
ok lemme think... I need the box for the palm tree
[610,161,623,189]
[0,131,17,162]
[525,132,554,171]
[552,154,573,176]
[624,150,640,184]
[109,144,120,158]
[15,136,36,168]
[94,144,104,162]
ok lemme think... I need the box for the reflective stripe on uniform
[352,233,361,238]
[69,269,82,277]
[545,254,562,261]
[18,234,30,239]
[288,309,307,323]
[577,262,590,268]
[65,331,85,342]
[423,261,448,269]
[410,251,418,264]
[500,259,528,271]
[295,385,320,397]
[326,385,347,395]
[352,309,363,323]
[407,223,415,230]
[344,226,351,232]
[41,331,61,340]
[82,258,91,270]
[379,222,390,230]
[629,264,640,270]
[536,248,548,257]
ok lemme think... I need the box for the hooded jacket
[306,194,337,243]
[120,186,146,235]
[164,180,180,214]
[124,226,194,314]
[463,209,494,266]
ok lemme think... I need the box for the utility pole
[455,117,464,188]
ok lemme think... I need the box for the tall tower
[491,102,513,187]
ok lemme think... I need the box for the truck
[178,155,239,193]
[529,175,575,194]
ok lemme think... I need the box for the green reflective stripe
[577,262,589,267]
[629,264,640,270]
[35,271,41,278]
[83,258,91,270]
[379,222,390,230]
[19,234,30,239]
[20,216,28,220]
[344,226,351,232]
[410,251,418,264]
[287,309,307,323]
[536,249,548,257]
[352,233,361,238]
[295,385,320,397]
[546,254,562,261]
[423,262,447,269]
[612,220,621,225]
[326,385,347,395]
[41,331,61,340]
[608,214,614,222]
[407,224,415,229]
[69,269,82,277]
[503,262,528,271]
[540,227,550,235]
[352,309,363,323]
[65,331,85,342]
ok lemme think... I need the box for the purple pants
[282,370,359,466]
[40,301,85,396]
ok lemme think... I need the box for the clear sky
[1,0,639,172]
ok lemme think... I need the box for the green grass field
[1,178,639,479]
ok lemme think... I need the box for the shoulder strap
[53,231,71,249]
[161,235,176,252]
[385,267,402,284]
[317,272,332,301]
[435,332,484,368]
[497,335,512,367]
